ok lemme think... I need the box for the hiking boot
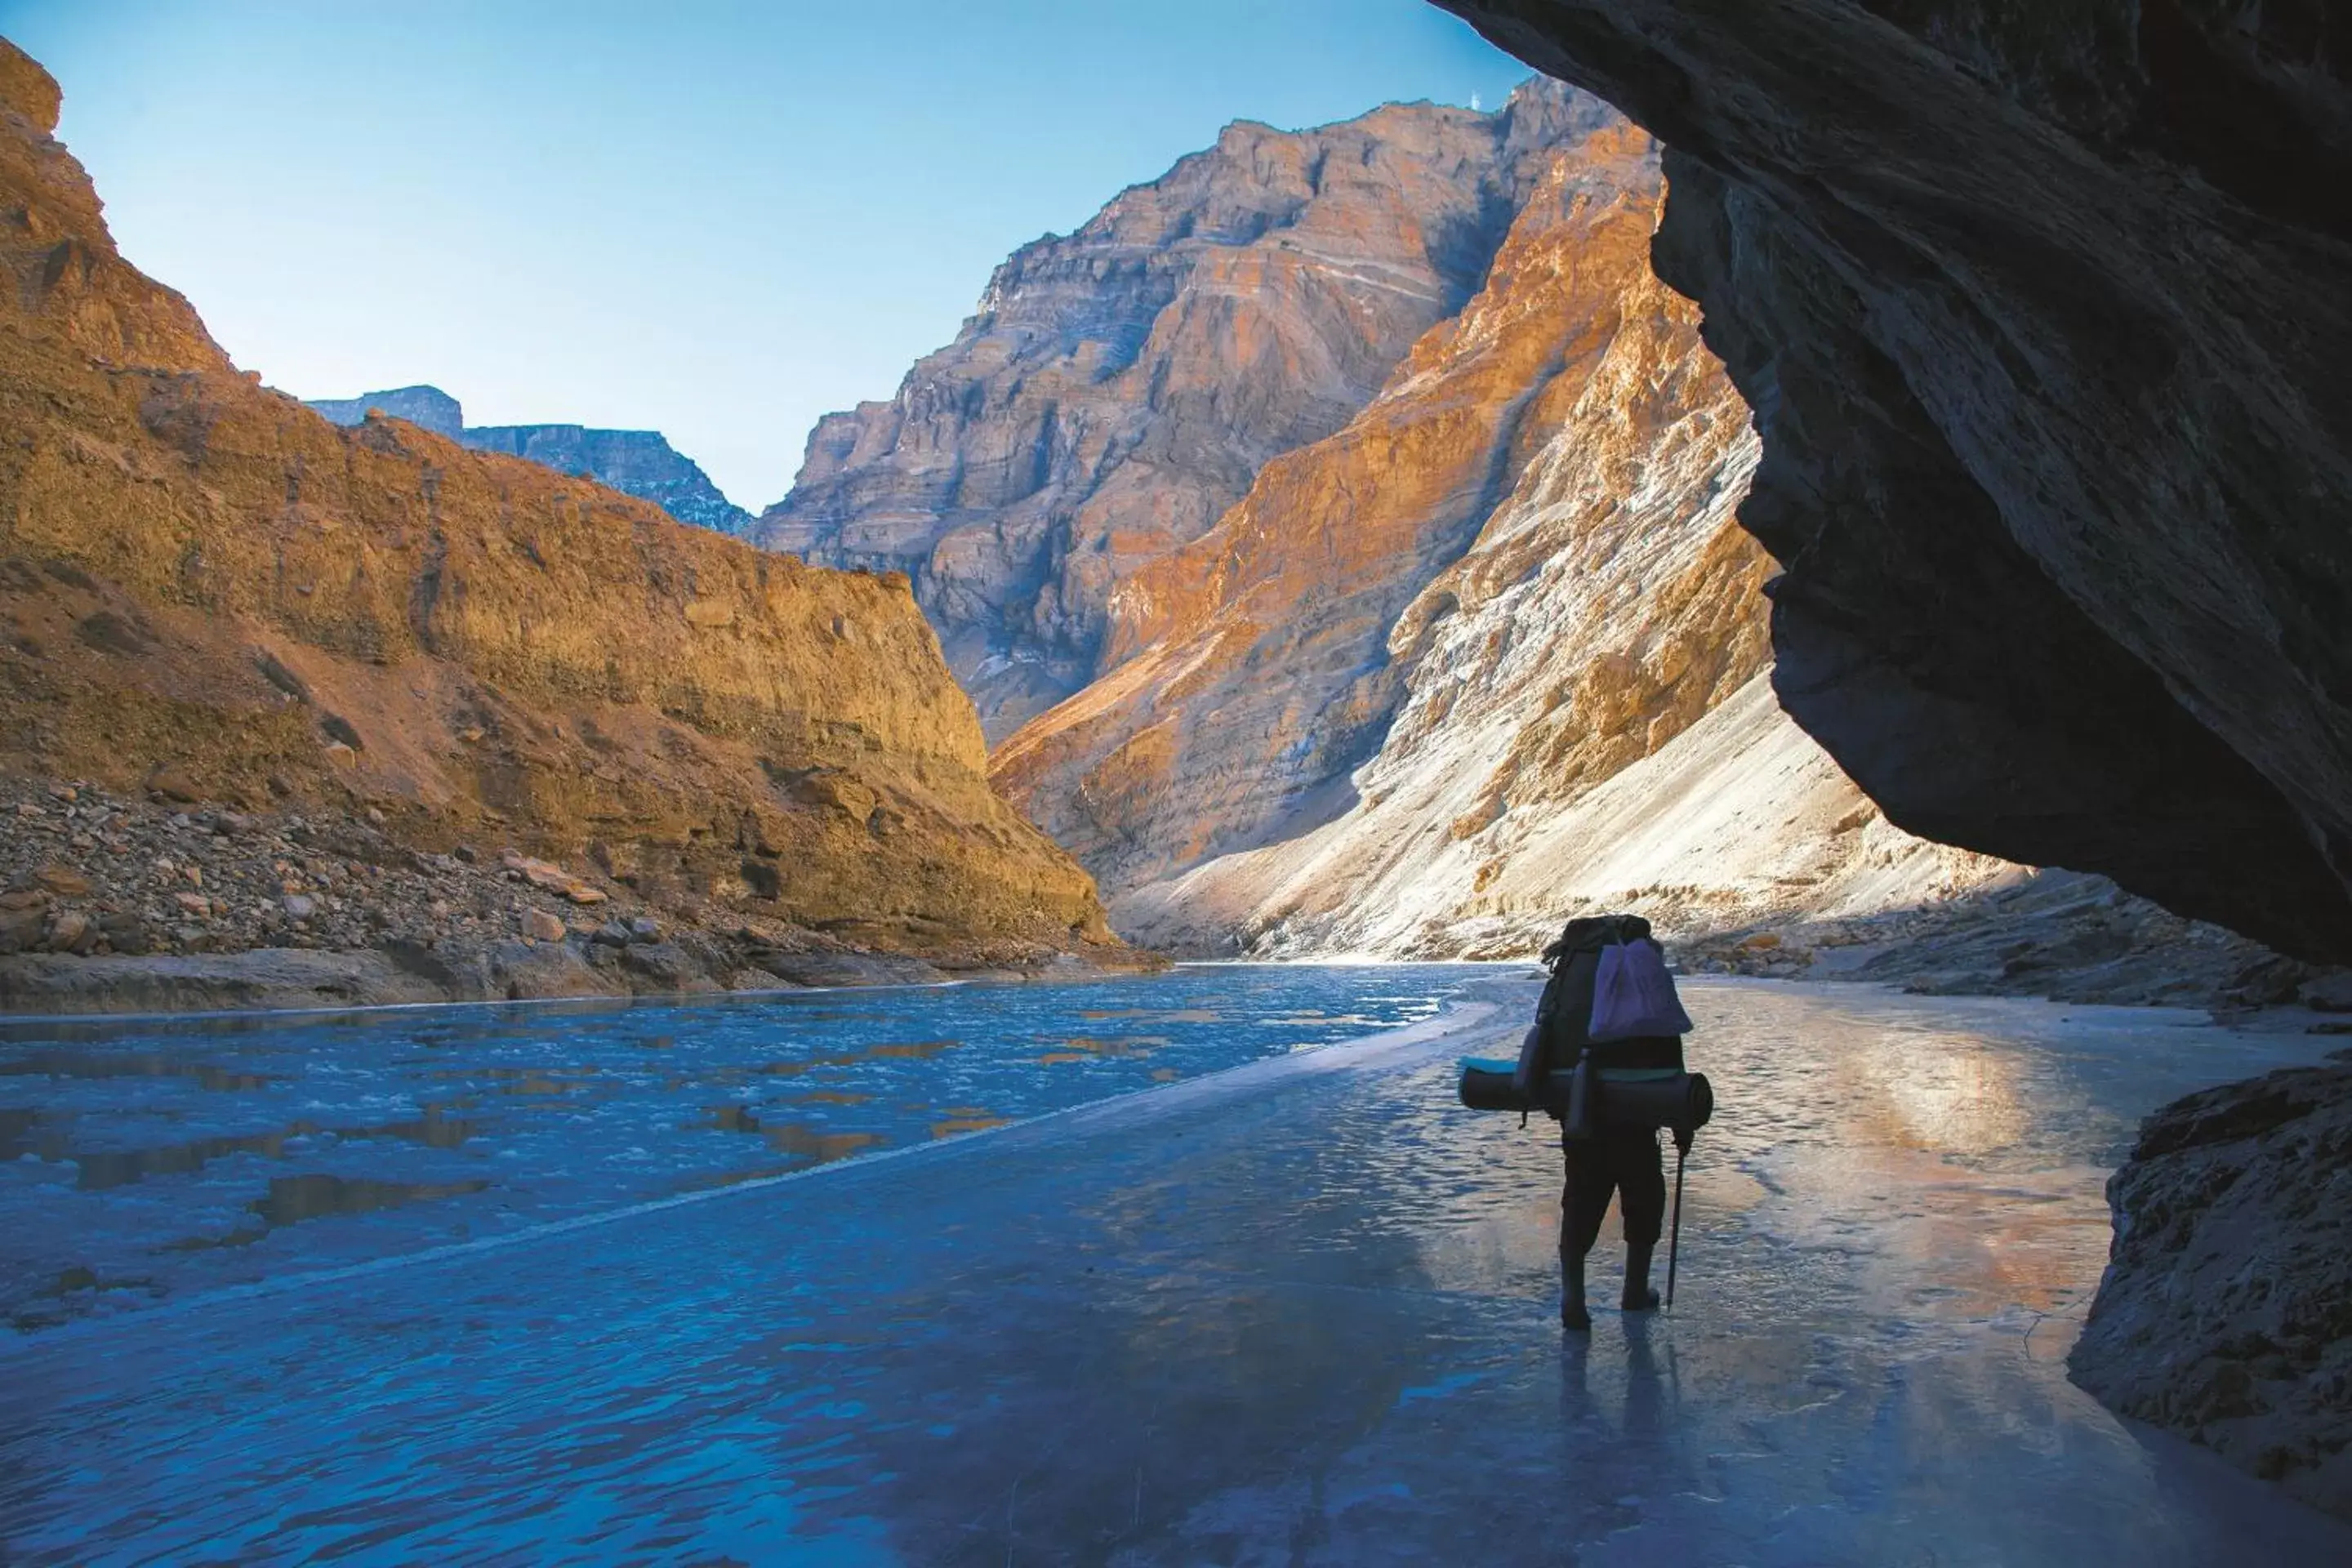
[1561,1247,1591,1332]
[1622,1242,1659,1313]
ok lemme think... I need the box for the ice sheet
[2,976,2346,1564]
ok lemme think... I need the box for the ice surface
[0,966,1477,1329]
[2,974,2348,1564]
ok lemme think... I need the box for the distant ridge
[305,385,752,536]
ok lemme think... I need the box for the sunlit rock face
[755,81,1619,737]
[308,388,755,536]
[0,42,1107,957]
[1436,1,2352,965]
[993,114,2007,950]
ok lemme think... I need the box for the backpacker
[1465,913,1709,1138]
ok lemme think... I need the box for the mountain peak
[758,88,1617,737]
[305,385,463,439]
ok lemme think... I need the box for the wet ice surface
[4,976,2350,1564]
[0,964,1474,1330]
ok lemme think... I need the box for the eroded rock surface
[1437,1,2352,964]
[755,81,1618,737]
[1434,0,2352,1512]
[0,41,1121,1003]
[2071,1058,2352,1520]
[991,118,1717,887]
[995,114,2013,952]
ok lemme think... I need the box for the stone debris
[0,775,1145,1013]
[1673,868,2340,1012]
[501,850,608,906]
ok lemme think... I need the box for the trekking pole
[1665,1129,1690,1308]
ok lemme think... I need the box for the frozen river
[1,969,2347,1563]
[0,964,1477,1330]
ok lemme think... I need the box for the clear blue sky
[0,1,1535,510]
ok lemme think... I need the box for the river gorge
[2,3,2348,1557]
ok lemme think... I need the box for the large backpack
[1458,913,1711,1138]
[1515,915,1685,1099]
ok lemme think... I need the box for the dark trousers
[1560,1126,1665,1258]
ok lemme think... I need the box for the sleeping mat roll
[1457,1059,1713,1132]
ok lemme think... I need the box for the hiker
[1529,915,1689,1332]
[1454,912,1710,1330]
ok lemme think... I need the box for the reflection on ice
[1,977,2347,1564]
[244,1172,492,1228]
[0,1051,273,1091]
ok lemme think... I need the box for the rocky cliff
[755,81,1620,737]
[989,111,2007,955]
[0,39,1114,1005]
[1437,1,2352,969]
[305,384,462,438]
[307,386,755,535]
[1436,0,2352,1517]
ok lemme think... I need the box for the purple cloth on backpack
[1588,939,1694,1040]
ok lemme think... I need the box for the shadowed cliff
[1436,1,2352,966]
[1434,0,2352,1517]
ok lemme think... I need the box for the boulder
[2070,1061,2352,1519]
[488,939,621,1002]
[33,863,90,897]
[742,949,947,988]
[617,941,719,994]
[2303,974,2352,1014]
[42,910,91,954]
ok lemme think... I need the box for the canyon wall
[755,82,1619,737]
[991,112,2005,954]
[1437,2,2352,967]
[0,41,1108,976]
[309,386,755,535]
[1432,0,2352,1516]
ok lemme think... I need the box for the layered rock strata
[995,114,2007,951]
[308,385,754,535]
[1437,1,2352,966]
[1434,0,2352,1514]
[0,41,1118,1008]
[756,81,1619,737]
